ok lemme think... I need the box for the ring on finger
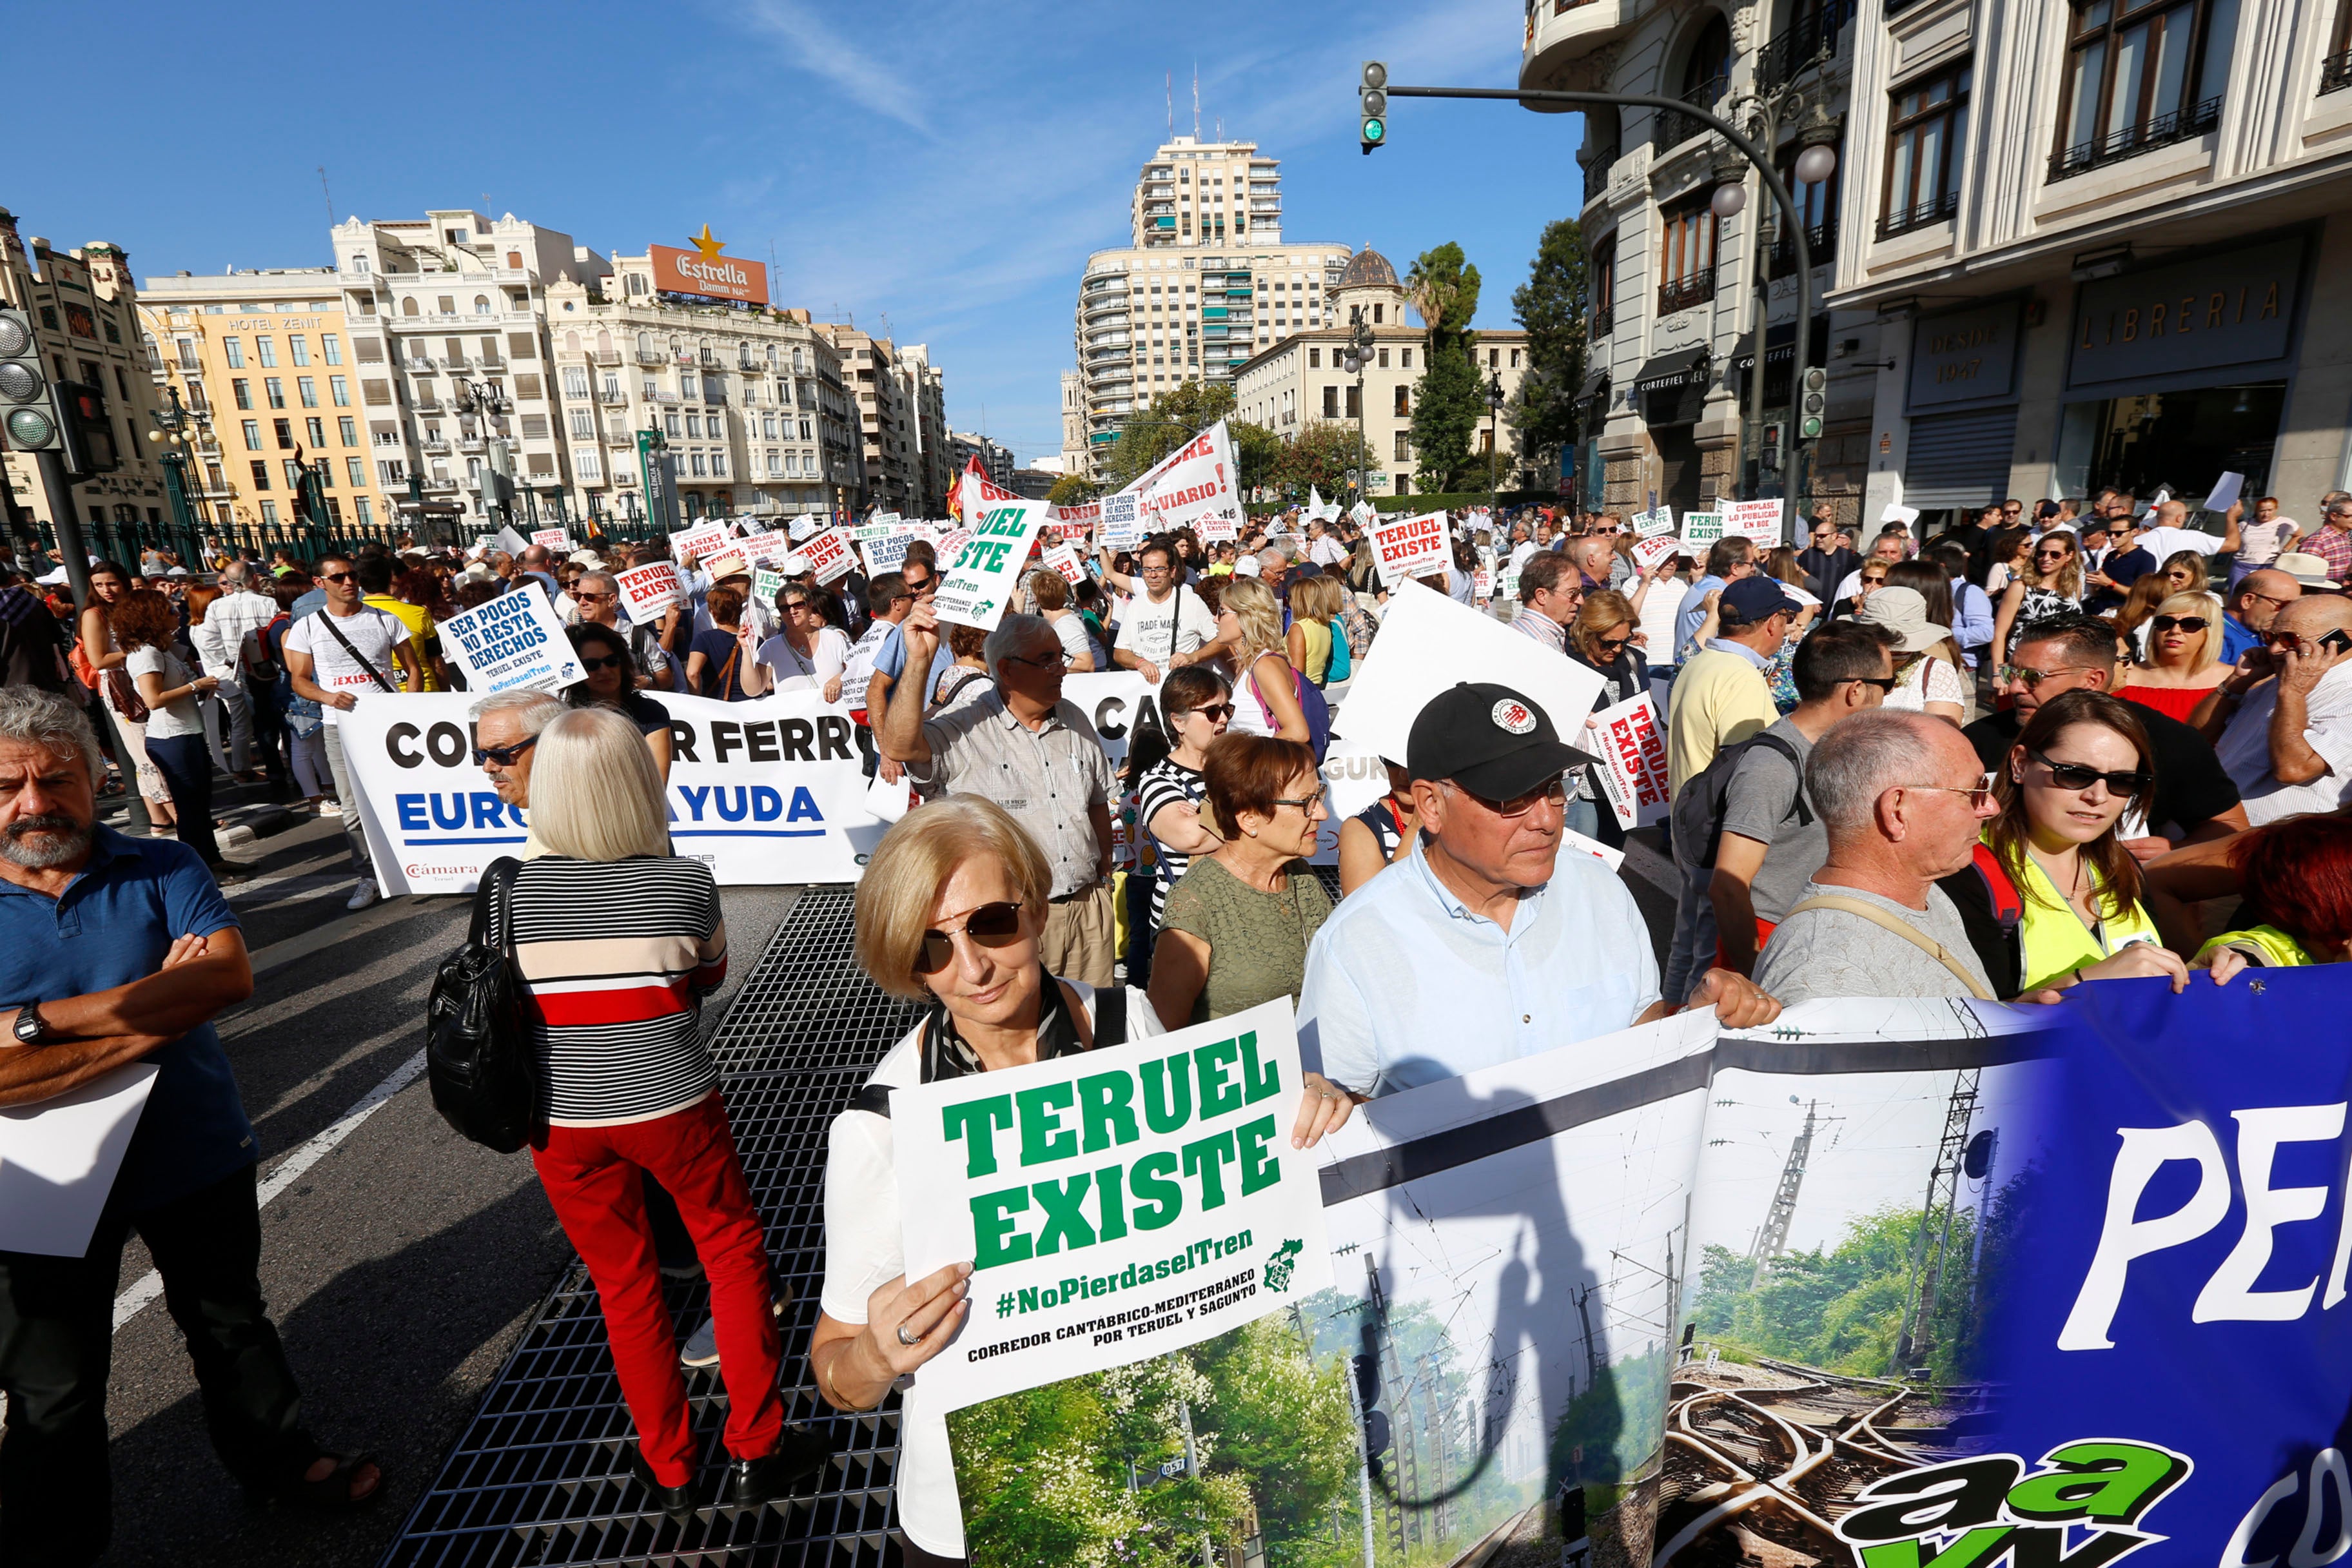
[896,1322,923,1347]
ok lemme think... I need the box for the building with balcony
[1830,0,2352,525]
[138,267,379,536]
[817,324,941,517]
[1524,0,1875,526]
[946,430,1017,491]
[1231,249,1532,497]
[1068,135,1351,478]
[1,210,178,542]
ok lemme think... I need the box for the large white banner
[340,689,885,896]
[1135,418,1244,541]
[897,997,1333,1414]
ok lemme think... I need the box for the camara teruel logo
[1834,1441,2188,1567]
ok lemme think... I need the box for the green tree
[1046,472,1101,506]
[1508,217,1589,478]
[1405,243,1485,493]
[1269,420,1382,501]
[1097,380,1282,506]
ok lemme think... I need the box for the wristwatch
[13,1002,52,1044]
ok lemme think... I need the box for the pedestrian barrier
[379,885,923,1566]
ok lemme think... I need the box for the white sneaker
[345,881,380,912]
[317,801,343,818]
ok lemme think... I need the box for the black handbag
[424,857,539,1152]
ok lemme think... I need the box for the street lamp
[146,384,211,560]
[1341,308,1375,505]
[453,377,514,529]
[1484,373,1507,505]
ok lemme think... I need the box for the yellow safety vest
[2195,925,2320,970]
[2011,848,2161,993]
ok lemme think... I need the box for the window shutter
[507,333,536,360]
[362,379,391,406]
[526,452,554,476]
[355,337,384,362]
[520,414,549,440]
[513,373,542,400]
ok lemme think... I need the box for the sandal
[245,1449,383,1511]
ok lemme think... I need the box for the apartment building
[0,210,179,539]
[1831,0,2352,523]
[1524,0,1875,526]
[1233,250,1532,496]
[946,431,1016,491]
[1070,135,1351,477]
[818,324,940,516]
[898,343,951,516]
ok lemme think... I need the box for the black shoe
[724,1426,832,1509]
[627,1447,695,1524]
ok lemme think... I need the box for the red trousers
[531,1093,783,1485]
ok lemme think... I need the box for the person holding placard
[282,554,420,912]
[756,584,850,700]
[684,585,767,703]
[577,571,681,692]
[1563,590,1651,846]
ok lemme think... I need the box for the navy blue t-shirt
[0,826,251,1213]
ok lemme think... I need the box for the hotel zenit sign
[649,225,769,306]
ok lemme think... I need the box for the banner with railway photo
[918,996,2049,1567]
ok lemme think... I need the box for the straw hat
[705,554,750,581]
[1854,585,1950,652]
[2276,551,2338,591]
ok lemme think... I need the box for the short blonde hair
[1028,569,1069,611]
[2145,592,2222,675]
[1219,574,1286,660]
[1290,574,1341,624]
[527,707,672,861]
[854,798,1052,999]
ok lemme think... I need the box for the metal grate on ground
[380,887,924,1568]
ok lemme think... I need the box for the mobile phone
[2322,629,2352,655]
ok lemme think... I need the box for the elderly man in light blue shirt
[1298,681,1781,1099]
[1674,537,1758,664]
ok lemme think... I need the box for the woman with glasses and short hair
[754,583,850,701]
[813,799,1353,1565]
[564,622,672,778]
[1563,589,1649,846]
[2117,593,2235,723]
[1991,529,2083,658]
[1984,689,2191,995]
[1146,733,1335,1029]
[1128,666,1233,937]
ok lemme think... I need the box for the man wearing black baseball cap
[1297,681,1781,1099]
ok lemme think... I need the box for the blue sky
[10,0,1583,465]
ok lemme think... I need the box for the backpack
[1937,841,2025,1000]
[1668,731,1810,872]
[1325,622,1353,683]
[424,858,540,1153]
[1249,656,1332,763]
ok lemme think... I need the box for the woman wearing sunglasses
[754,585,849,702]
[1148,734,1335,1030]
[564,622,673,778]
[814,800,1357,1565]
[2115,593,2235,723]
[1129,666,1233,941]
[1984,689,2190,995]
[1991,529,2082,657]
[1563,589,1649,847]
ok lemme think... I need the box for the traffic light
[0,308,61,454]
[54,382,119,478]
[1799,366,1828,440]
[1759,421,1784,475]
[1360,61,1387,155]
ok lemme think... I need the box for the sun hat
[1854,585,1950,652]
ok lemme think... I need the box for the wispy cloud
[731,0,931,134]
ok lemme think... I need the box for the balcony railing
[1755,0,1855,93]
[595,349,622,365]
[1878,188,1960,238]
[1769,216,1840,279]
[2049,94,2222,181]
[599,389,628,406]
[1652,78,1727,154]
[1580,142,1621,185]
[1658,273,1716,315]
[1592,303,1615,337]
[2324,48,2352,93]
[634,349,665,366]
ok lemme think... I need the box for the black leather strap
[852,986,1128,1119]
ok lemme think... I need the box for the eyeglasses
[2239,589,2293,611]
[1177,702,1235,723]
[2150,615,2210,634]
[1996,663,2090,689]
[2034,549,2073,562]
[471,735,538,768]
[578,653,623,672]
[2262,629,2318,650]
[1594,632,1633,654]
[1899,771,1999,810]
[320,571,354,583]
[1001,651,1061,671]
[1451,777,1569,818]
[1844,674,1902,692]
[2030,750,2150,797]
[1269,786,1328,812]
[574,590,612,602]
[914,900,1026,974]
[903,576,937,597]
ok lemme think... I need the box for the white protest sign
[850,520,896,544]
[528,527,570,554]
[957,464,1021,525]
[740,531,798,571]
[1632,534,1682,573]
[438,588,581,696]
[1635,506,1676,539]
[1584,692,1672,830]
[1365,509,1450,587]
[1100,491,1144,551]
[894,997,1333,1415]
[340,689,885,896]
[1042,542,1084,586]
[1562,824,1626,871]
[787,513,825,542]
[1473,566,1493,602]
[1880,502,1922,528]
[471,534,498,558]
[799,527,856,585]
[669,522,732,567]
[935,498,1049,632]
[1135,418,1244,541]
[0,1063,159,1257]
[1336,579,1607,768]
[1046,500,1100,540]
[1679,510,1726,558]
[495,525,531,556]
[1496,562,1523,603]
[752,566,784,607]
[2205,471,2246,513]
[1723,498,1785,546]
[616,561,683,622]
[862,534,916,576]
[840,619,889,711]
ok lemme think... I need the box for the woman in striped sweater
[509,706,821,1521]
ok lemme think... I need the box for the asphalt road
[81,805,1679,1567]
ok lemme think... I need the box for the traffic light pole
[1380,83,1819,526]
[34,451,93,607]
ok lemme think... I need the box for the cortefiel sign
[895,998,1332,1415]
[437,590,580,696]
[649,228,770,306]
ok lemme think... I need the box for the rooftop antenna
[317,166,335,228]
[1166,72,1173,138]
[1193,63,1200,138]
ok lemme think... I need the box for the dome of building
[1334,248,1397,290]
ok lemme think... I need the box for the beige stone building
[0,209,179,546]
[1232,249,1531,497]
[1070,135,1352,476]
[814,324,946,516]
